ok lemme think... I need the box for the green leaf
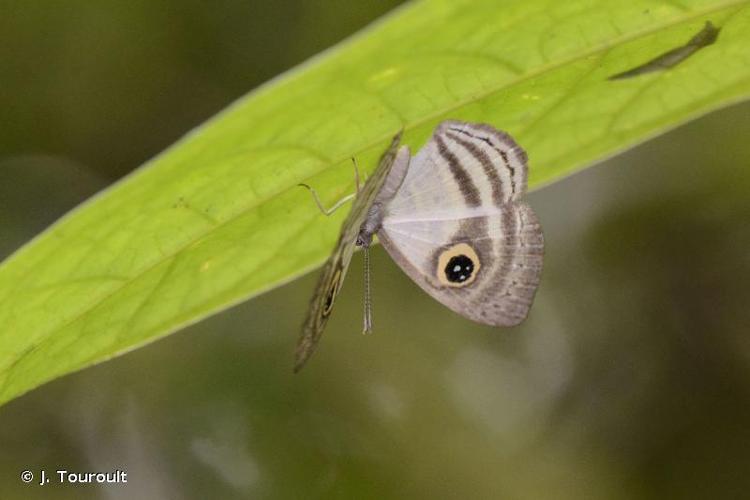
[1,0,749,406]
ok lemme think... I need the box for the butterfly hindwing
[378,121,543,327]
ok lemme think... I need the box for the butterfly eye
[436,243,481,288]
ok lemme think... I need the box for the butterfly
[294,120,544,371]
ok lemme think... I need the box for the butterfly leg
[298,183,355,216]
[351,157,363,192]
[299,156,365,215]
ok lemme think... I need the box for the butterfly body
[295,121,543,371]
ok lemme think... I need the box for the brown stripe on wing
[435,135,481,207]
[479,204,521,324]
[444,130,507,207]
[440,121,528,198]
[484,202,543,325]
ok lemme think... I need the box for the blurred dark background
[2,1,750,499]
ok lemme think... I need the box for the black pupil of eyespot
[445,255,474,283]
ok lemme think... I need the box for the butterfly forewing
[294,131,404,371]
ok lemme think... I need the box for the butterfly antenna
[363,246,373,334]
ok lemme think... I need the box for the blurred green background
[2,1,750,499]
